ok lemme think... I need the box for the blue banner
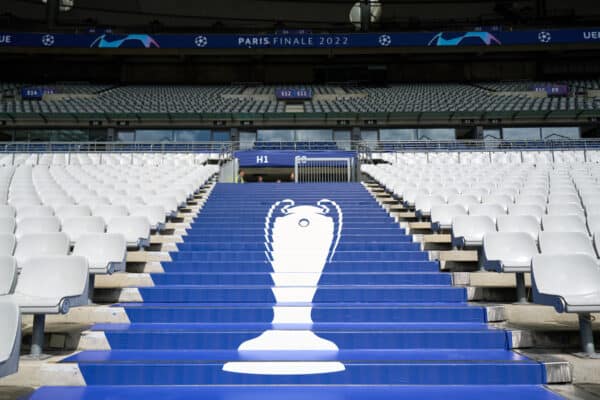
[1,28,600,50]
[236,151,356,168]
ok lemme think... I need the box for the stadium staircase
[27,182,562,399]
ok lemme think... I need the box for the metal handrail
[1,139,600,154]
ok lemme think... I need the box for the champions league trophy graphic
[223,199,345,375]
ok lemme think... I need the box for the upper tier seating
[2,81,600,114]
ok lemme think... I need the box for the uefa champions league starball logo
[378,34,392,47]
[538,31,552,44]
[194,36,208,48]
[41,34,55,47]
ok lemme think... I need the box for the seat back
[497,215,540,241]
[0,205,16,219]
[542,215,588,234]
[16,205,54,222]
[15,255,89,305]
[107,216,151,247]
[54,205,92,223]
[508,204,545,223]
[0,256,17,295]
[0,217,16,234]
[0,234,16,256]
[92,205,128,224]
[62,216,106,243]
[15,216,61,240]
[73,233,127,273]
[532,254,600,305]
[539,231,597,257]
[14,233,70,266]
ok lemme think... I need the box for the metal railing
[370,139,600,152]
[294,156,355,183]
[0,141,236,154]
[1,139,600,155]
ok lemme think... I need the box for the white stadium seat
[483,232,539,303]
[61,216,106,244]
[145,195,179,217]
[0,297,21,377]
[130,205,167,231]
[430,204,467,232]
[415,195,446,218]
[13,255,88,357]
[73,233,127,275]
[451,215,496,248]
[73,233,127,302]
[107,216,151,249]
[532,254,600,356]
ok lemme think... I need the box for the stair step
[26,385,564,400]
[150,272,452,285]
[73,362,544,385]
[100,329,508,350]
[161,260,440,273]
[122,304,488,323]
[175,243,420,251]
[137,286,466,303]
[66,348,530,363]
[169,251,429,262]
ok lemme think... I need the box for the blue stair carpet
[25,183,563,399]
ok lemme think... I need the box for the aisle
[27,183,561,399]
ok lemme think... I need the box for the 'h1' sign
[256,155,270,164]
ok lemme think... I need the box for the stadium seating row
[0,161,217,376]
[377,150,600,164]
[364,160,600,355]
[0,153,212,167]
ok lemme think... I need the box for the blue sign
[275,89,313,100]
[235,151,356,168]
[21,88,44,100]
[532,84,569,96]
[1,28,600,50]
[20,87,57,100]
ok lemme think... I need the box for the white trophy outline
[223,198,346,375]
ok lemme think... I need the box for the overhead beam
[46,0,59,30]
